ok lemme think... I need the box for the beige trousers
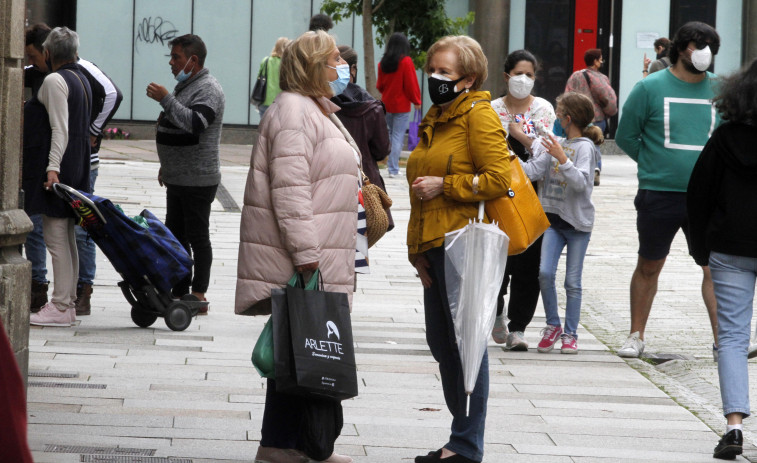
[42,215,78,310]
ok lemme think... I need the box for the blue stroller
[53,183,208,331]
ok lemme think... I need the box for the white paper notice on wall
[637,32,660,49]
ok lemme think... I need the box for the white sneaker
[492,314,508,344]
[506,331,529,351]
[30,302,73,327]
[617,331,645,358]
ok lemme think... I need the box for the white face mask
[507,74,534,99]
[689,45,712,72]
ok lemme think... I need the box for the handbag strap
[260,57,269,79]
[582,70,592,89]
[65,69,90,113]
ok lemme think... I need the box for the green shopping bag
[252,317,275,378]
[251,273,318,378]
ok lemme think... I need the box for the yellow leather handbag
[482,154,550,255]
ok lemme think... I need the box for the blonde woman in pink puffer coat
[235,30,358,463]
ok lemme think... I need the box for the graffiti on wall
[135,16,178,52]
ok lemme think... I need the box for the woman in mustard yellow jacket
[408,36,512,463]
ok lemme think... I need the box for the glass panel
[132,0,192,121]
[525,0,572,107]
[248,0,311,125]
[669,0,717,34]
[193,0,252,125]
[76,0,134,120]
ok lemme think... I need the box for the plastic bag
[251,318,274,378]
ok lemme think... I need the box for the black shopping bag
[272,271,358,400]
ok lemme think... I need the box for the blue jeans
[539,226,592,337]
[25,214,47,284]
[424,247,487,462]
[710,251,754,418]
[75,167,99,285]
[385,111,410,175]
[258,104,269,119]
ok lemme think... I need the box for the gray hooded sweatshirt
[521,136,598,232]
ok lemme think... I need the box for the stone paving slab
[26,148,745,462]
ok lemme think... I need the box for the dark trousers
[424,247,487,462]
[495,235,543,332]
[164,183,218,295]
[260,379,343,460]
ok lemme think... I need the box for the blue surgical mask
[175,60,195,83]
[328,63,351,96]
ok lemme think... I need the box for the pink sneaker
[560,334,578,354]
[30,302,72,327]
[537,325,562,353]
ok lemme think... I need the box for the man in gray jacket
[147,34,225,313]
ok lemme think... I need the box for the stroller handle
[52,183,108,225]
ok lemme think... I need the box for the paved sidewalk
[26,141,750,462]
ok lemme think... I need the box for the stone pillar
[0,0,34,381]
[744,0,757,63]
[471,0,509,98]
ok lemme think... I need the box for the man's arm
[614,81,648,162]
[78,59,122,137]
[149,83,220,136]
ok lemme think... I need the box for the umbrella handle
[477,201,485,222]
[466,394,470,417]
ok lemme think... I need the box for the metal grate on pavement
[29,370,79,378]
[30,381,107,389]
[80,456,192,463]
[44,445,155,455]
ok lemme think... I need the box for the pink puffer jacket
[235,92,358,316]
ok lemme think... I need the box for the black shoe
[415,449,441,463]
[714,429,743,460]
[30,280,48,313]
[414,449,478,463]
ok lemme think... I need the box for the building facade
[28,0,753,128]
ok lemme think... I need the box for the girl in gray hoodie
[521,92,603,354]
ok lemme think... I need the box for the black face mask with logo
[427,74,466,105]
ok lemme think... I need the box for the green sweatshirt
[615,68,720,192]
[258,56,282,106]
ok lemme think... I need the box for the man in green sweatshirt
[615,22,721,359]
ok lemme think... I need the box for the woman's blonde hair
[556,92,604,145]
[271,37,291,58]
[280,30,335,98]
[424,35,488,90]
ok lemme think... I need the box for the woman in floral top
[490,49,555,351]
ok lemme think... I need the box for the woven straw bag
[330,114,394,248]
[361,173,393,247]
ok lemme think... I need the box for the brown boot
[74,283,92,316]
[30,280,48,313]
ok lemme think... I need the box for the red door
[573,0,599,72]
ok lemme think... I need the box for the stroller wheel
[131,306,158,328]
[165,303,192,331]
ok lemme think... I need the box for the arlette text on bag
[304,320,345,360]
